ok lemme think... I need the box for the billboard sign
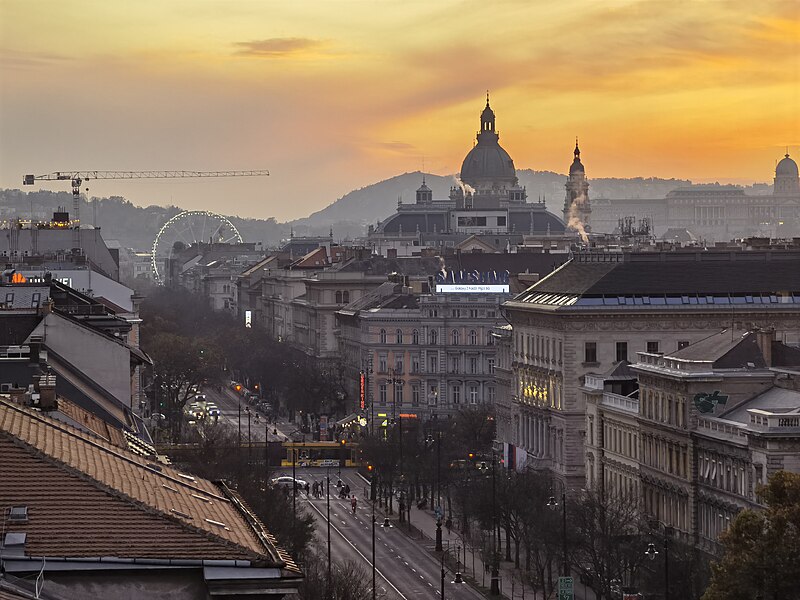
[435,269,510,294]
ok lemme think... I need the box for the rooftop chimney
[37,373,57,411]
[754,327,776,367]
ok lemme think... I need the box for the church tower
[563,139,591,233]
[415,176,433,204]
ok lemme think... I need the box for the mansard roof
[510,250,800,309]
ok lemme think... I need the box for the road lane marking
[306,497,409,600]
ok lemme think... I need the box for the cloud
[0,48,72,68]
[233,37,326,58]
[375,141,417,153]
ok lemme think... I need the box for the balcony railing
[600,391,639,414]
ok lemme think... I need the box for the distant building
[590,153,800,240]
[336,277,510,420]
[166,241,269,314]
[367,97,567,255]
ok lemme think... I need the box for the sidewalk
[358,475,595,600]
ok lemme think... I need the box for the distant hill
[288,170,697,230]
[0,188,288,251]
[0,173,769,250]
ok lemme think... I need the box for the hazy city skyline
[1,0,797,221]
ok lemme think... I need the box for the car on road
[270,476,308,489]
[206,404,220,418]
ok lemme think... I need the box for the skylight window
[9,506,28,522]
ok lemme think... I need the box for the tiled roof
[519,251,800,297]
[0,399,289,567]
[52,395,128,449]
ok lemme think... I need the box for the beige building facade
[501,249,800,491]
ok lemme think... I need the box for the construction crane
[23,170,270,250]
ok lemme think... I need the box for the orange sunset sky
[1,0,798,221]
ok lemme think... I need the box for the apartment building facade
[336,282,510,421]
[501,249,800,491]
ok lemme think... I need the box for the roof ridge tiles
[0,398,228,501]
[0,399,280,562]
[1,432,266,563]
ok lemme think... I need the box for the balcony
[600,391,639,414]
[697,416,748,443]
[747,409,800,433]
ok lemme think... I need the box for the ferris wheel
[151,210,243,284]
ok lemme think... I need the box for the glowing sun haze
[1,0,797,221]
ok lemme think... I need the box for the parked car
[270,476,308,489]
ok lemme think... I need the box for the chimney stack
[37,374,57,411]
[754,327,776,367]
[9,386,27,405]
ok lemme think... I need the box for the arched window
[396,329,403,344]
[343,291,350,303]
[452,329,460,345]
[380,329,387,344]
[335,291,343,304]
[412,329,420,345]
[469,330,478,345]
[429,329,438,345]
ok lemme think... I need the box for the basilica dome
[459,98,518,188]
[776,153,798,177]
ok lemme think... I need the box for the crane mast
[22,170,269,252]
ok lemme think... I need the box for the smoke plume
[567,192,589,243]
[453,176,476,197]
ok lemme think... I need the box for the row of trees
[140,287,347,441]
[359,403,800,600]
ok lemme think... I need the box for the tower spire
[486,90,490,106]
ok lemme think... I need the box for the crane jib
[23,170,270,185]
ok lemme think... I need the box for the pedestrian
[351,495,358,515]
[312,482,318,497]
[305,481,310,495]
[344,483,350,496]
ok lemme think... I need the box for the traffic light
[340,439,347,446]
[367,464,373,472]
[468,452,475,459]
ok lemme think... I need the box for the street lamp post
[646,525,673,600]
[327,467,332,599]
[440,545,466,600]
[292,445,297,518]
[547,492,568,576]
[490,451,500,596]
[372,498,377,600]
